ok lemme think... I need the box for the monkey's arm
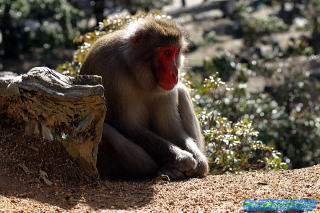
[177,84,204,150]
[126,127,194,163]
[177,84,209,177]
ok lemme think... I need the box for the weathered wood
[0,67,106,175]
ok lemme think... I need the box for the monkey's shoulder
[92,31,126,50]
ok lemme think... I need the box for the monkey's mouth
[158,81,177,91]
[158,69,178,91]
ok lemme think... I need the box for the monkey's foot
[157,168,185,180]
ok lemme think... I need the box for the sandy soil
[0,115,319,213]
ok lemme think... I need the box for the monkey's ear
[131,31,143,45]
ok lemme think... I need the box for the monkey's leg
[126,127,198,180]
[177,85,209,178]
[97,123,158,179]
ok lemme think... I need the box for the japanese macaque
[80,16,209,180]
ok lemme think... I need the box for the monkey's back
[80,30,128,76]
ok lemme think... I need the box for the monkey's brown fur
[80,17,209,180]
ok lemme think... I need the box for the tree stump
[0,67,106,175]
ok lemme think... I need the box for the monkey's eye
[164,49,172,56]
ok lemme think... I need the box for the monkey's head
[123,17,187,93]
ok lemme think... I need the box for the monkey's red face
[155,46,180,91]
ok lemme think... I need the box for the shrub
[241,15,288,45]
[284,38,314,57]
[198,51,320,169]
[306,0,320,53]
[120,0,173,14]
[185,67,288,173]
[233,2,288,46]
[0,0,81,58]
[204,116,287,174]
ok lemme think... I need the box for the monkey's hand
[158,146,197,180]
[185,152,209,178]
[183,138,209,178]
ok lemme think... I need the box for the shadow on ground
[0,116,155,211]
[0,175,155,211]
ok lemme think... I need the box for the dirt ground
[0,115,319,213]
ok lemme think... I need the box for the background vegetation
[1,0,320,174]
